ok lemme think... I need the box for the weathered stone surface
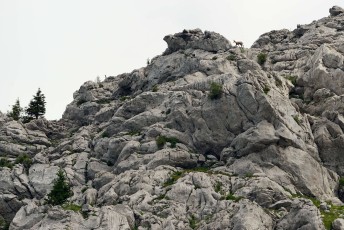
[10,201,134,230]
[333,218,344,230]
[163,29,231,54]
[28,164,59,197]
[330,6,344,16]
[276,199,325,230]
[5,6,344,229]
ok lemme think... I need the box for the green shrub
[225,193,242,202]
[62,203,81,212]
[291,193,344,230]
[96,98,112,104]
[293,115,302,125]
[244,172,254,178]
[167,137,179,148]
[62,203,88,219]
[257,53,267,66]
[101,131,110,138]
[285,75,297,85]
[214,182,222,193]
[156,136,167,149]
[163,171,183,187]
[25,88,46,120]
[339,177,344,186]
[209,82,223,100]
[156,135,180,149]
[0,157,13,169]
[263,86,270,94]
[322,203,344,230]
[126,130,141,136]
[22,116,34,123]
[226,54,237,61]
[163,167,212,188]
[46,168,72,206]
[8,98,22,121]
[152,85,159,92]
[212,56,218,60]
[0,216,9,230]
[15,153,32,169]
[189,215,198,229]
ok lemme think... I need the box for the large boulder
[330,6,344,16]
[28,164,60,197]
[163,29,231,54]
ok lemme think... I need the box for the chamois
[233,40,244,47]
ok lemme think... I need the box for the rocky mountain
[1,5,344,230]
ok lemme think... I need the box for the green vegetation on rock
[25,88,46,120]
[7,98,22,121]
[209,82,223,100]
[257,53,267,66]
[46,168,72,206]
[15,153,32,170]
[156,135,180,149]
[0,157,13,169]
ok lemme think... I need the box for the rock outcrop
[1,5,344,230]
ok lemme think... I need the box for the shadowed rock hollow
[1,6,344,230]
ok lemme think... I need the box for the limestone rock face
[330,6,344,16]
[163,29,232,54]
[3,5,344,229]
[333,218,344,230]
[275,199,325,230]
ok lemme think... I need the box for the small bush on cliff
[339,177,344,186]
[0,157,13,169]
[257,53,267,66]
[46,168,72,205]
[156,135,180,149]
[7,98,23,121]
[226,54,237,61]
[209,82,223,100]
[15,153,32,170]
[285,75,297,85]
[0,216,9,230]
[152,85,159,92]
[25,88,46,120]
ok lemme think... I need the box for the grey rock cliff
[1,5,344,230]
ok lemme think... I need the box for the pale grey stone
[330,6,344,16]
[28,164,59,197]
[333,218,344,230]
[6,6,344,229]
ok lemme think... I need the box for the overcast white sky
[0,0,343,120]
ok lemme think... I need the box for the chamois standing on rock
[233,40,244,47]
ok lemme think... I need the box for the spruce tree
[8,98,22,121]
[26,88,46,119]
[46,168,72,205]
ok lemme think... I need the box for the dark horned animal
[233,40,244,47]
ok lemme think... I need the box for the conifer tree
[46,168,72,205]
[8,98,22,121]
[26,88,46,119]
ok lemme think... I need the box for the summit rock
[163,29,232,54]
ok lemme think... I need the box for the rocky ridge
[1,6,344,230]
